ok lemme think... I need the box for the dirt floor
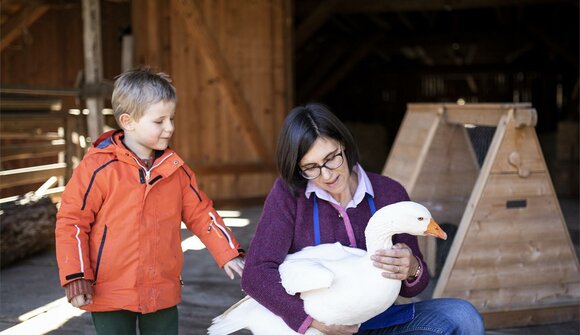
[1,201,578,334]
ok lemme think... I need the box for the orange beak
[425,218,447,240]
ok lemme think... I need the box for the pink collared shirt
[305,164,374,209]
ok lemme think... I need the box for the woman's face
[299,137,351,196]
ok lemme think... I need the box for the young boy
[55,68,244,334]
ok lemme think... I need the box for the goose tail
[207,296,254,335]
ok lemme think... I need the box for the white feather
[208,201,439,335]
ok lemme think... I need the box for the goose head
[365,201,447,252]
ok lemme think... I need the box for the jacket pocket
[93,225,108,283]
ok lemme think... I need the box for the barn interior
[0,0,578,334]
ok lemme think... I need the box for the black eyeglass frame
[299,151,344,180]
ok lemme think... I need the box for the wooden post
[82,0,105,142]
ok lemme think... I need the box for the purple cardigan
[241,172,429,332]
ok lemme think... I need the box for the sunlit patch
[217,210,241,218]
[2,297,85,335]
[7,211,251,332]
[181,209,249,230]
[181,236,206,251]
[223,218,250,227]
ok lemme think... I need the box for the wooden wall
[132,0,292,202]
[1,2,130,111]
[2,0,291,203]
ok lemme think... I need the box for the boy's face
[123,100,175,158]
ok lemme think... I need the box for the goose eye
[418,217,424,221]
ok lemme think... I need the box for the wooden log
[0,196,57,267]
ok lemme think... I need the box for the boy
[55,68,244,334]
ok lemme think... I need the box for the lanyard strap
[313,196,321,245]
[312,194,376,246]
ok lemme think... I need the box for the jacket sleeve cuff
[61,271,94,287]
[215,247,244,268]
[298,316,314,334]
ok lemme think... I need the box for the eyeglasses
[299,151,344,180]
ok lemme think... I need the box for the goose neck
[365,233,394,254]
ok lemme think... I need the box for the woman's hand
[311,319,359,335]
[371,243,418,280]
[223,256,245,279]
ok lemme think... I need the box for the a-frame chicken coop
[383,103,579,328]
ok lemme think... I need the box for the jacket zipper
[131,152,174,182]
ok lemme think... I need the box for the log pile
[0,195,57,267]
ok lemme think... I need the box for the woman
[241,103,484,334]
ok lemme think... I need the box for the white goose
[208,201,447,335]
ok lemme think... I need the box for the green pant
[91,306,178,335]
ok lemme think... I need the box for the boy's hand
[223,256,245,279]
[70,294,93,308]
[65,279,93,308]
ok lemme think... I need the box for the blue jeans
[357,298,484,335]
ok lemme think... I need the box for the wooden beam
[0,2,49,51]
[193,163,277,176]
[0,163,66,189]
[283,0,294,110]
[309,34,382,100]
[1,143,65,161]
[82,0,105,142]
[482,304,580,329]
[324,0,572,13]
[295,0,341,49]
[174,0,271,161]
[527,24,579,70]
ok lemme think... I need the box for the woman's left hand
[371,243,417,280]
[223,256,245,279]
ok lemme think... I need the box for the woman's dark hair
[276,103,360,194]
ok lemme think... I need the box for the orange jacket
[55,130,241,313]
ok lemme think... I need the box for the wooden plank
[0,133,62,140]
[0,98,62,111]
[1,143,65,161]
[433,113,510,297]
[282,0,293,111]
[480,172,555,198]
[0,117,65,132]
[0,163,66,189]
[456,237,579,268]
[0,2,49,51]
[383,110,439,190]
[407,103,531,113]
[173,0,271,162]
[193,162,277,175]
[492,125,547,174]
[482,304,580,329]
[447,252,580,291]
[446,282,580,311]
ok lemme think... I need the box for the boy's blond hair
[111,67,177,127]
